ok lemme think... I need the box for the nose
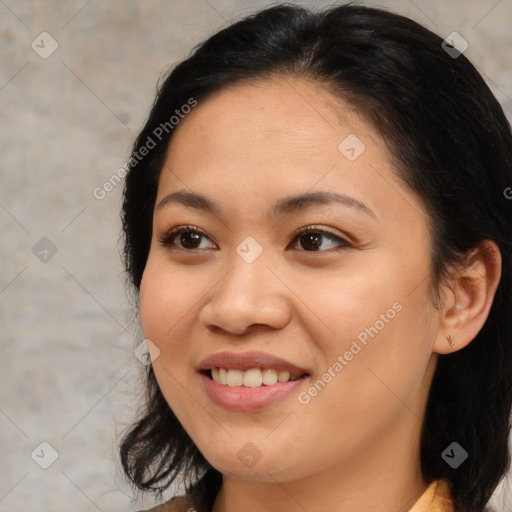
[198,251,292,336]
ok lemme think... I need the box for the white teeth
[211,367,220,382]
[243,368,263,387]
[278,371,291,383]
[262,368,278,385]
[209,367,304,387]
[226,369,244,387]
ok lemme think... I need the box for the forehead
[169,76,377,157]
[162,76,390,181]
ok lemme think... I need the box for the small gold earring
[447,335,455,348]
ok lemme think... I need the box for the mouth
[199,368,311,411]
[197,351,311,410]
[201,368,310,388]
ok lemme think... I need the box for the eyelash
[157,224,352,253]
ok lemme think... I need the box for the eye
[158,225,216,251]
[158,224,351,253]
[290,225,351,252]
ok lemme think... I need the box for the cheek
[139,257,191,342]
[293,256,400,349]
[301,254,433,402]
[138,261,195,386]
[139,260,199,419]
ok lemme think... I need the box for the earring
[447,335,455,348]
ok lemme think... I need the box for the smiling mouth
[201,368,309,387]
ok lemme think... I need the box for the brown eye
[176,231,202,250]
[291,226,351,252]
[158,226,216,251]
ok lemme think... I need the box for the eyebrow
[155,189,377,220]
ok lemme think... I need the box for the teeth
[209,367,304,387]
[243,368,262,387]
[262,368,278,385]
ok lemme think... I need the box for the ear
[434,240,502,355]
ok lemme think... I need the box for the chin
[204,449,304,483]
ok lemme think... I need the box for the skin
[138,76,501,512]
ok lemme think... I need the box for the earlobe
[433,240,502,355]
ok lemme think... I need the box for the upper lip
[198,351,310,375]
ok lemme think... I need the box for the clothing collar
[409,480,454,512]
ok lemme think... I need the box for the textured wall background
[1,1,511,511]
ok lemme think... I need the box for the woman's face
[139,76,441,483]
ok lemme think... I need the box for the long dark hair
[119,4,512,512]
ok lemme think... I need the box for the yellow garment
[141,479,455,511]
[409,480,454,512]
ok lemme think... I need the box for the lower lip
[199,372,309,412]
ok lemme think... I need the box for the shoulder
[137,495,197,512]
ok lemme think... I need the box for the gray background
[1,0,511,511]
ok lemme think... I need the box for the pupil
[302,233,321,250]
[182,232,201,249]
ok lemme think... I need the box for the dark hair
[119,3,512,512]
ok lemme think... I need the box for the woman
[118,3,512,512]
